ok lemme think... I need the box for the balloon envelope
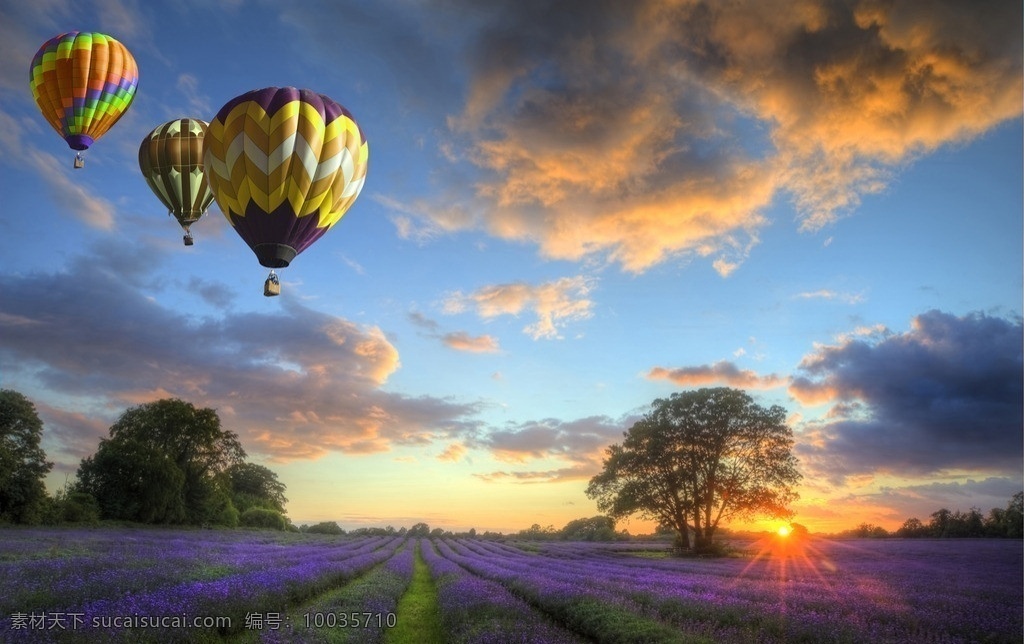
[29,31,139,151]
[139,118,214,232]
[204,87,369,268]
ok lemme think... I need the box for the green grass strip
[385,541,444,644]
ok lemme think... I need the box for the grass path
[385,541,444,644]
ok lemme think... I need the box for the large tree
[587,388,801,552]
[0,390,53,523]
[228,462,288,514]
[76,398,245,525]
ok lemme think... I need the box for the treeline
[290,516,626,541]
[837,493,1024,539]
[0,390,291,529]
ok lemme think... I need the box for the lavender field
[1,527,1020,643]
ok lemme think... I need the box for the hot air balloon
[204,87,369,296]
[29,31,139,168]
[139,119,214,245]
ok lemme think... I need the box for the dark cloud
[387,0,1021,272]
[0,246,482,464]
[467,415,633,481]
[792,310,1023,483]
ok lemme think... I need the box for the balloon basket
[183,232,194,246]
[73,153,84,169]
[264,271,281,297]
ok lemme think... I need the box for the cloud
[175,73,213,117]
[0,108,117,229]
[437,442,467,462]
[648,361,787,389]
[795,289,865,304]
[0,245,483,464]
[441,332,501,354]
[473,467,592,484]
[790,310,1023,484]
[408,312,501,353]
[444,276,594,339]
[468,415,630,482]
[380,0,1020,273]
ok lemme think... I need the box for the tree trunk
[673,529,690,551]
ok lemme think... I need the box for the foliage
[560,516,619,541]
[516,523,559,541]
[238,507,288,530]
[59,491,101,524]
[855,493,1024,539]
[587,388,801,553]
[407,522,431,537]
[0,390,53,524]
[227,462,287,514]
[75,398,245,525]
[304,520,344,535]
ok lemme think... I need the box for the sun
[777,525,792,537]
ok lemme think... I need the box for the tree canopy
[0,390,53,523]
[228,462,288,514]
[76,398,245,525]
[586,387,801,552]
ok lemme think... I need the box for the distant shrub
[62,492,100,524]
[304,521,344,535]
[239,507,287,530]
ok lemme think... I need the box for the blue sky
[0,0,1021,533]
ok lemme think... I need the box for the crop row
[2,529,1020,643]
[434,537,1023,643]
[1,530,402,642]
[419,538,586,643]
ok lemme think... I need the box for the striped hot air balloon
[204,87,368,295]
[138,118,214,245]
[29,31,139,167]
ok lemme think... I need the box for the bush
[62,492,100,524]
[304,521,344,535]
[239,507,287,530]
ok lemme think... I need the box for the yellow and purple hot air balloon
[29,31,139,168]
[138,118,214,245]
[204,87,369,296]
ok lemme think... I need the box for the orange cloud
[445,276,594,339]
[437,442,467,462]
[441,331,501,353]
[387,0,1021,273]
[648,361,787,389]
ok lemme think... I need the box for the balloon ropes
[138,119,215,245]
[204,87,369,296]
[29,31,139,169]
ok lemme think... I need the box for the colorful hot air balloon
[204,87,369,296]
[29,31,139,168]
[139,119,214,245]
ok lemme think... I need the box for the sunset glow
[0,0,1020,537]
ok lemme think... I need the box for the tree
[560,516,617,541]
[239,507,287,530]
[896,517,927,538]
[0,390,54,524]
[77,439,187,523]
[587,388,801,553]
[1004,492,1023,538]
[76,399,245,525]
[304,521,344,535]
[228,463,287,514]
[407,522,431,537]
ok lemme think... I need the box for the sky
[0,0,1021,535]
